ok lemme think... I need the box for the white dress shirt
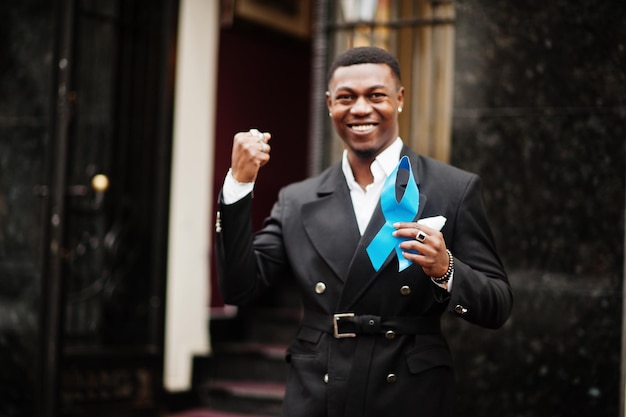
[341,138,403,235]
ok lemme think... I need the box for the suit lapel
[338,147,428,311]
[301,165,360,281]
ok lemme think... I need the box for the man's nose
[350,96,371,114]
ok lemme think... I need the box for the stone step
[192,342,288,384]
[204,380,285,401]
[213,341,288,361]
[190,306,298,417]
[199,380,284,416]
[165,407,277,417]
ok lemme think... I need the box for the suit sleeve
[215,190,290,305]
[444,175,513,329]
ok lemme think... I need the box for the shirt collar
[342,137,404,190]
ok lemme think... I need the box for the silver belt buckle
[333,313,356,338]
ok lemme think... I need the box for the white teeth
[351,124,375,132]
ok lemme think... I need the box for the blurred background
[0,0,624,416]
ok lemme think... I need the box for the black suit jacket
[216,146,513,417]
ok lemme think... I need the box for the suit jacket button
[385,330,396,340]
[315,282,326,294]
[400,285,411,295]
[386,373,397,383]
[454,304,468,315]
[324,373,329,383]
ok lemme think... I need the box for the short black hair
[327,46,402,86]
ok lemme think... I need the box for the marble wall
[0,1,54,416]
[446,1,626,416]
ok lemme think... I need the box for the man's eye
[371,93,386,100]
[336,95,352,101]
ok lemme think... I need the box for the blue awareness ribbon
[366,156,419,272]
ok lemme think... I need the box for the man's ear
[397,86,405,110]
[326,91,332,113]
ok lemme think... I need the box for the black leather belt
[302,311,440,339]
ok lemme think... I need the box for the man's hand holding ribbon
[393,222,451,279]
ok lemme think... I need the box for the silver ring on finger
[249,128,264,141]
[415,230,427,243]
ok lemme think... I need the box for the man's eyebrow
[332,84,387,94]
[332,86,354,93]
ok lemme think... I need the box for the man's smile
[348,123,378,133]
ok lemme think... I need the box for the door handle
[64,174,110,210]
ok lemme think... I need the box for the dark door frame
[39,0,178,415]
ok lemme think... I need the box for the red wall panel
[210,27,312,308]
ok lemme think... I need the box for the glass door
[0,0,177,416]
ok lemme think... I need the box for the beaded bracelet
[431,249,454,283]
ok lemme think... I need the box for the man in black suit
[216,46,513,417]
